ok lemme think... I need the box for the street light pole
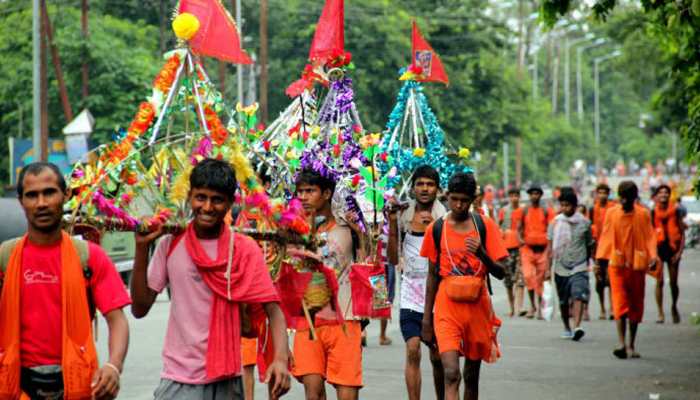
[565,34,594,122]
[577,38,606,122]
[594,50,621,173]
[236,0,243,105]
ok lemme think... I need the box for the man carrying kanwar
[596,181,658,359]
[130,158,290,399]
[421,172,507,400]
[497,187,524,317]
[0,162,131,399]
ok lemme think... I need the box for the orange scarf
[596,205,657,271]
[0,233,97,400]
[653,204,682,251]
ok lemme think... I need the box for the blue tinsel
[379,79,471,189]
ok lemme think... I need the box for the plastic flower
[459,147,471,159]
[359,133,382,149]
[413,148,426,158]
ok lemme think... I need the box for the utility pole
[577,38,605,122]
[40,1,48,161]
[515,0,525,188]
[159,0,166,54]
[235,0,243,105]
[259,0,269,124]
[593,50,621,173]
[551,43,559,114]
[81,0,89,102]
[503,141,509,190]
[41,0,73,122]
[564,34,594,122]
[33,0,41,160]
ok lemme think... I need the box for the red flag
[308,0,344,63]
[179,0,252,64]
[412,21,449,85]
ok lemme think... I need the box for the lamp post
[577,38,606,122]
[594,50,622,172]
[564,33,594,122]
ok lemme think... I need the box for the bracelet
[104,362,122,376]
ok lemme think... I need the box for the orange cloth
[591,200,617,241]
[608,267,646,323]
[420,216,507,362]
[522,206,554,247]
[595,205,657,271]
[653,204,682,251]
[0,233,98,399]
[520,246,549,296]
[241,337,257,367]
[291,321,363,387]
[498,207,523,250]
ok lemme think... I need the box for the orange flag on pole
[411,21,448,85]
[178,0,252,64]
[308,0,345,63]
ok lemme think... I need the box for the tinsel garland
[379,79,471,188]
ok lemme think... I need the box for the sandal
[613,347,628,359]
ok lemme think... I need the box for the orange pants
[520,246,549,296]
[292,321,363,387]
[241,337,257,367]
[609,267,646,323]
[434,283,501,363]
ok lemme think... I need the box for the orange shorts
[609,267,646,323]
[241,337,257,367]
[520,246,549,296]
[434,284,501,363]
[291,321,363,387]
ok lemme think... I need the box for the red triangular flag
[308,0,344,63]
[412,21,449,85]
[179,0,252,64]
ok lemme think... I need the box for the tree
[0,6,160,185]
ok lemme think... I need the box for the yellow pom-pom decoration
[413,147,426,158]
[172,13,200,41]
[458,147,471,159]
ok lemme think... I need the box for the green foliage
[0,5,160,185]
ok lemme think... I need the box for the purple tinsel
[300,141,341,182]
[345,194,366,234]
[317,77,354,124]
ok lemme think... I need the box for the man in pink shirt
[130,159,290,399]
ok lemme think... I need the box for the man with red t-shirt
[0,162,130,400]
[518,185,554,320]
[590,183,617,320]
[498,188,524,317]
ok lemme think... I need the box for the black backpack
[432,212,494,295]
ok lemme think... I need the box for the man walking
[497,188,524,317]
[651,184,685,323]
[0,162,131,399]
[548,188,593,341]
[596,181,657,359]
[519,185,554,319]
[386,165,446,400]
[131,159,290,399]
[421,172,507,400]
[591,183,616,320]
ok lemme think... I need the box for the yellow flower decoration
[459,147,471,159]
[413,147,426,158]
[236,102,259,116]
[172,13,200,41]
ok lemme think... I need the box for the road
[98,250,700,400]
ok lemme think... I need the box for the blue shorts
[399,308,423,342]
[555,271,590,306]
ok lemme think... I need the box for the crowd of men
[0,160,686,400]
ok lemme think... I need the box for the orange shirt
[595,205,657,271]
[652,203,683,251]
[421,216,509,278]
[498,206,523,250]
[522,206,554,247]
[591,200,616,241]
